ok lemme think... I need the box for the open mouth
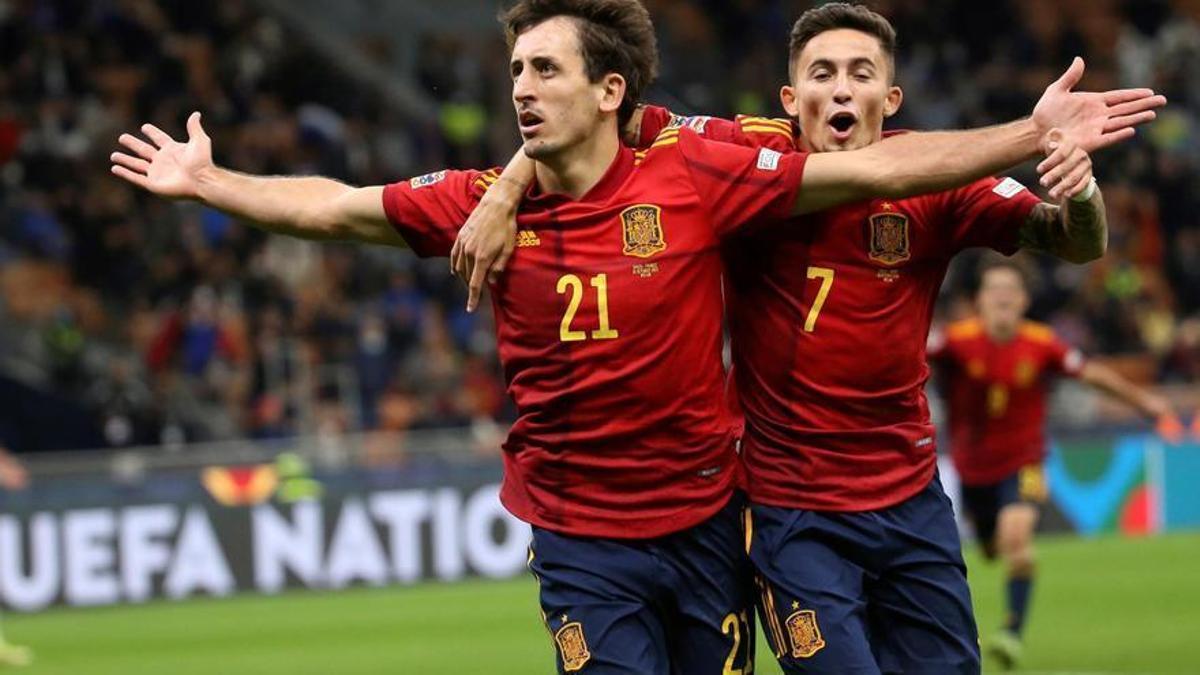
[827,112,858,141]
[518,110,545,136]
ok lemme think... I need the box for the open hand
[111,111,213,199]
[1032,58,1165,156]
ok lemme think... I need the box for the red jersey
[640,106,1043,511]
[928,318,1085,485]
[382,130,808,538]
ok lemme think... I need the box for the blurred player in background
[0,446,32,667]
[456,2,1166,673]
[928,258,1181,669]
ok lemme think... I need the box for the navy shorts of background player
[959,463,1048,557]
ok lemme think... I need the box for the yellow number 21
[557,273,620,342]
[804,266,835,333]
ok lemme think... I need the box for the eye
[539,63,556,76]
[812,70,832,82]
[854,71,872,82]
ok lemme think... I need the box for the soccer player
[111,0,1160,671]
[452,3,1166,674]
[0,445,32,667]
[928,258,1180,669]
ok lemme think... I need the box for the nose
[833,75,852,104]
[513,68,535,104]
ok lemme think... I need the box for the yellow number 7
[804,266,835,333]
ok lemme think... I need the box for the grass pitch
[4,533,1197,674]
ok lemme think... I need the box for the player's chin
[522,138,558,161]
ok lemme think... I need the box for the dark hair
[502,0,658,128]
[788,3,897,80]
[976,255,1036,294]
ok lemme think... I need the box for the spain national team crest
[868,204,911,266]
[620,204,667,258]
[555,622,591,672]
[786,609,826,658]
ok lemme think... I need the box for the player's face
[977,268,1030,329]
[782,29,902,153]
[510,17,623,162]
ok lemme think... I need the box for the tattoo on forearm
[1017,193,1106,262]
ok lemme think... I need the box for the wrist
[1069,177,1098,203]
[492,178,526,210]
[1016,118,1045,160]
[193,164,223,203]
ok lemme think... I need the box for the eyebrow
[511,54,559,74]
[809,57,878,72]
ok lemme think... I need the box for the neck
[984,318,1018,342]
[533,125,620,199]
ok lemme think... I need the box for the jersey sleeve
[941,176,1043,255]
[381,169,492,257]
[637,105,796,153]
[675,130,808,239]
[1045,334,1086,378]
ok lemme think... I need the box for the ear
[598,73,626,115]
[780,85,800,118]
[883,85,904,118]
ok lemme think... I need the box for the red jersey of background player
[639,106,1043,511]
[383,129,807,538]
[928,318,1085,485]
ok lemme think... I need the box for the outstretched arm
[794,58,1164,215]
[111,112,406,247]
[1079,361,1175,423]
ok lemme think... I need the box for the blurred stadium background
[0,0,1198,673]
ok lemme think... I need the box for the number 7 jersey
[382,132,808,538]
[639,106,1045,512]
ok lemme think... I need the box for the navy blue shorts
[960,464,1048,547]
[529,494,756,674]
[749,476,979,675]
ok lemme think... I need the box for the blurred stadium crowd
[0,0,1197,453]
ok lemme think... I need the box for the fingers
[1107,95,1167,118]
[1036,139,1072,175]
[1103,110,1158,134]
[1039,145,1090,196]
[141,123,174,148]
[186,111,207,141]
[1102,88,1157,105]
[488,240,516,285]
[1047,151,1090,199]
[119,133,158,160]
[110,164,153,189]
[1093,126,1137,151]
[467,252,491,313]
[1052,56,1085,92]
[1050,157,1092,201]
[110,151,150,174]
[450,236,464,277]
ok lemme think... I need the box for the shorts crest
[868,203,911,266]
[786,609,826,659]
[555,621,591,672]
[620,204,667,258]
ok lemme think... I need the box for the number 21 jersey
[383,131,807,538]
